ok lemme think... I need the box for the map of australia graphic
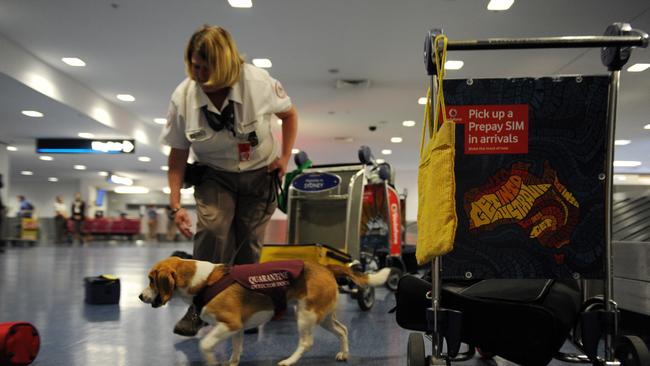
[464,161,580,250]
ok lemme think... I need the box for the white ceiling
[0,0,649,192]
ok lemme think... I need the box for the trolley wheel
[572,296,605,348]
[407,333,426,366]
[615,335,650,366]
[476,347,495,359]
[357,285,375,311]
[386,267,402,292]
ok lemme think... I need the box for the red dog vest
[194,260,304,319]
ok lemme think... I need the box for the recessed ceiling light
[391,137,403,143]
[161,165,169,171]
[228,0,252,8]
[613,161,641,167]
[644,124,650,130]
[21,110,43,118]
[78,132,95,139]
[7,146,18,151]
[98,171,109,177]
[615,139,631,145]
[445,60,464,70]
[487,0,515,11]
[162,187,171,194]
[381,149,392,155]
[61,57,86,67]
[277,119,283,125]
[291,148,300,154]
[138,156,151,162]
[153,118,167,125]
[114,186,149,194]
[402,120,416,127]
[39,155,54,161]
[614,175,627,181]
[116,94,135,102]
[418,97,428,105]
[627,63,650,72]
[48,177,59,182]
[21,171,34,176]
[376,159,385,164]
[252,58,272,68]
[109,174,134,186]
[74,165,87,170]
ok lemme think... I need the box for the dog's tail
[326,265,391,287]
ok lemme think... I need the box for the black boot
[173,304,204,336]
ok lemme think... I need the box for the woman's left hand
[268,155,290,177]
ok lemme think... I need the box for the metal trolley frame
[418,23,649,366]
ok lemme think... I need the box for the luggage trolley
[261,157,377,310]
[404,24,649,366]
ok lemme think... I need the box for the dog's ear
[156,268,176,305]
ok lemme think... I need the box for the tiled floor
[0,242,584,365]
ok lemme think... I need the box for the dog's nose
[138,293,144,302]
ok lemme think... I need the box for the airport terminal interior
[1,1,650,365]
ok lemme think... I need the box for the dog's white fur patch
[367,267,391,287]
[243,310,274,330]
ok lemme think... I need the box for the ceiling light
[21,110,43,118]
[391,137,403,143]
[376,159,385,164]
[615,140,631,145]
[138,156,151,162]
[277,119,283,125]
[98,171,109,177]
[644,124,650,130]
[21,171,34,176]
[116,94,135,102]
[613,161,641,167]
[161,165,169,171]
[252,58,272,68]
[402,120,416,127]
[614,175,627,181]
[78,132,95,138]
[228,0,252,8]
[487,0,515,11]
[39,155,54,161]
[445,60,464,70]
[381,149,392,155]
[162,145,171,156]
[74,165,87,170]
[153,118,167,125]
[48,177,59,182]
[626,63,650,72]
[109,174,134,186]
[114,186,149,194]
[162,187,171,194]
[418,97,428,105]
[291,148,300,154]
[7,146,18,151]
[61,57,86,67]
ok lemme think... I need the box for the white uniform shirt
[160,63,292,172]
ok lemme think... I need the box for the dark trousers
[54,215,66,243]
[193,167,276,265]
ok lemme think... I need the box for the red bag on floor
[0,322,40,366]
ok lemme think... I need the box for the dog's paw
[277,359,295,366]
[335,351,349,362]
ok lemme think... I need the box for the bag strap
[419,34,449,156]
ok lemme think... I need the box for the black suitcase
[84,275,120,305]
[395,275,581,365]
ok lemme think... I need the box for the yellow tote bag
[416,35,457,265]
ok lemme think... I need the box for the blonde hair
[184,25,244,89]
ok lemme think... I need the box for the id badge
[238,142,251,162]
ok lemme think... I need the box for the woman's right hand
[174,208,194,239]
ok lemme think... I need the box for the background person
[70,192,86,244]
[161,25,298,336]
[146,205,158,241]
[53,196,67,244]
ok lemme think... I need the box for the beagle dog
[139,256,390,366]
